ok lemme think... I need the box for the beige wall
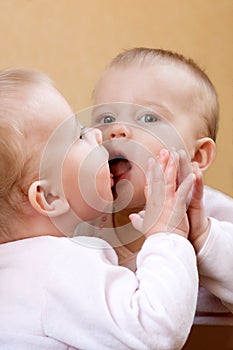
[0,0,232,196]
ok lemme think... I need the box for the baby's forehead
[100,61,198,94]
[97,63,199,112]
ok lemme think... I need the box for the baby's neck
[1,217,66,244]
[0,210,75,244]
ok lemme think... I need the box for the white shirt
[77,186,233,325]
[0,233,198,350]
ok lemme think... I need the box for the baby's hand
[129,150,195,239]
[187,163,210,252]
[176,150,210,252]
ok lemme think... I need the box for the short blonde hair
[0,68,53,234]
[106,47,219,141]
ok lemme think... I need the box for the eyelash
[139,113,160,123]
[93,112,161,125]
[94,114,116,124]
[79,127,88,139]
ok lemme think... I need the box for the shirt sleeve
[42,234,198,350]
[199,187,233,312]
[197,217,233,312]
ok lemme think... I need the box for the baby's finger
[157,148,169,174]
[129,213,143,232]
[177,149,192,185]
[190,166,204,204]
[167,173,195,231]
[164,151,179,195]
[137,210,145,218]
[176,173,195,203]
[143,158,166,232]
[145,157,164,199]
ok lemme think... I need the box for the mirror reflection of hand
[129,150,195,239]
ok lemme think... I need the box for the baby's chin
[88,200,113,221]
[94,186,114,213]
[77,197,113,222]
[111,179,145,212]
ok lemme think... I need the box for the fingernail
[159,148,167,158]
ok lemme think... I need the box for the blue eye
[100,115,116,124]
[139,114,159,123]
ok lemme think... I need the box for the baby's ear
[28,181,70,217]
[192,137,216,171]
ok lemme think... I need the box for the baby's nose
[109,124,131,139]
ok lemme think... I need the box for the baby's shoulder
[204,185,232,202]
[203,186,233,221]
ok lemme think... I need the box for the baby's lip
[110,173,114,187]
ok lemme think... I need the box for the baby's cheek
[139,136,164,157]
[96,166,113,202]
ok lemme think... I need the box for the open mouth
[109,155,132,184]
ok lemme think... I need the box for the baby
[0,68,198,349]
[78,48,233,331]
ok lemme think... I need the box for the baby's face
[61,124,113,221]
[91,64,202,208]
[32,85,113,222]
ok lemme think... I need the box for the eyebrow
[135,100,173,119]
[91,103,118,114]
